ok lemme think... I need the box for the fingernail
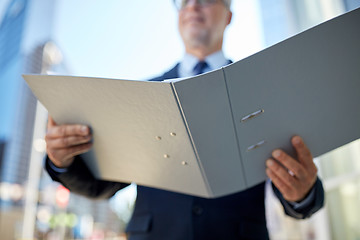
[266,159,274,167]
[293,136,301,145]
[273,150,281,158]
[81,126,88,134]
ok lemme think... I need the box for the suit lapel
[149,60,232,82]
[149,63,180,82]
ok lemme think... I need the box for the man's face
[178,0,232,50]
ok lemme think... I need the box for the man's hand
[266,136,317,202]
[45,116,93,168]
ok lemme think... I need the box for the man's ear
[226,11,232,25]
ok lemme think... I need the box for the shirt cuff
[48,159,69,173]
[287,187,316,210]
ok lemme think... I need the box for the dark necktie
[193,61,208,75]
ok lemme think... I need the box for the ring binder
[241,109,264,122]
[247,140,266,151]
[23,7,360,197]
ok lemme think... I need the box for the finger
[48,142,93,165]
[266,167,293,198]
[266,159,299,189]
[61,142,93,160]
[291,136,314,168]
[47,124,90,138]
[46,135,92,148]
[272,149,306,179]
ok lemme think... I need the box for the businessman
[45,0,324,239]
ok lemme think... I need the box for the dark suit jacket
[46,63,324,240]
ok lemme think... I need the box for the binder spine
[170,82,213,197]
[221,67,248,187]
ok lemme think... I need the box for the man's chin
[180,28,209,47]
[185,29,208,40]
[185,39,209,49]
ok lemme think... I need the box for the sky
[52,0,264,80]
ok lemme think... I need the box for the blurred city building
[0,0,126,239]
[0,0,32,186]
[0,141,5,172]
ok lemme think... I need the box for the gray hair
[223,0,232,9]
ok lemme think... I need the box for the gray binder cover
[23,8,360,198]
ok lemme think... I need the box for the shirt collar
[178,51,228,78]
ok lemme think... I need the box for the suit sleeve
[45,155,130,199]
[272,177,325,219]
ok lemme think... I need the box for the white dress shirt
[178,51,229,78]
